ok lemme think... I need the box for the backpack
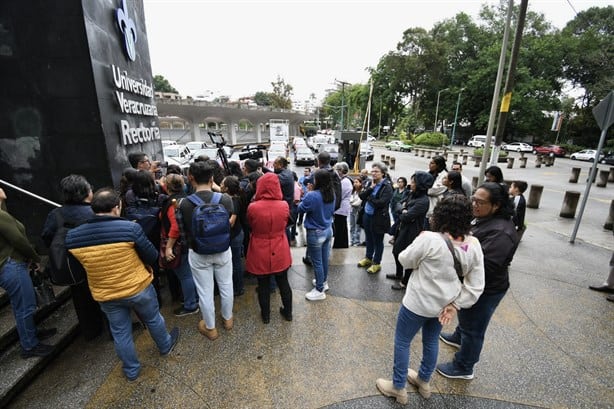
[187,192,231,254]
[48,210,87,286]
[125,197,162,247]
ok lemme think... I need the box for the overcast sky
[142,0,609,102]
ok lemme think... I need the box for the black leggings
[256,270,292,320]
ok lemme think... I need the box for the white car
[570,149,602,162]
[161,140,177,147]
[163,144,191,163]
[503,142,533,152]
[185,141,207,151]
[190,147,219,162]
[268,145,289,161]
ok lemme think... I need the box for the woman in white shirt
[376,195,485,404]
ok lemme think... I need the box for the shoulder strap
[441,233,464,282]
[187,193,205,206]
[211,192,222,205]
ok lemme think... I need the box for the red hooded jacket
[245,172,292,275]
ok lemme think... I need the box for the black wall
[0,0,161,248]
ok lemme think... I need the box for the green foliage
[413,132,449,147]
[269,76,293,109]
[473,148,508,158]
[254,91,272,106]
[153,75,178,93]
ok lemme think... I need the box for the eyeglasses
[471,196,490,207]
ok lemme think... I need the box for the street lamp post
[433,88,449,132]
[451,88,466,144]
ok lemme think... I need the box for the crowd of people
[0,147,538,387]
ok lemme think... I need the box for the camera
[239,144,267,161]
[159,161,168,168]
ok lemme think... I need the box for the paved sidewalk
[8,215,614,408]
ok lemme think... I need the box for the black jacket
[471,215,518,294]
[359,177,393,235]
[392,172,433,256]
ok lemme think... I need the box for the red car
[532,144,566,157]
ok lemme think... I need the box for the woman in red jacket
[246,172,293,323]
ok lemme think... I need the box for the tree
[153,75,178,93]
[254,91,272,106]
[269,76,293,109]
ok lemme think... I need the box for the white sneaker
[311,279,330,292]
[305,288,326,301]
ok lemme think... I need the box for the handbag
[30,267,56,307]
[159,237,182,269]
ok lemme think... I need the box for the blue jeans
[172,253,198,310]
[189,248,234,329]
[0,259,39,350]
[393,305,441,389]
[362,212,384,264]
[452,290,507,371]
[306,227,333,292]
[349,207,361,245]
[230,230,245,293]
[99,284,172,379]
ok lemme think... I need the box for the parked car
[599,154,614,165]
[360,143,374,161]
[570,149,602,162]
[163,144,192,163]
[190,147,219,162]
[268,144,289,161]
[502,142,533,152]
[532,144,566,157]
[319,144,339,164]
[185,141,207,151]
[367,135,376,142]
[161,140,177,147]
[295,147,316,166]
[385,140,412,152]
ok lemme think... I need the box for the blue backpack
[187,192,231,254]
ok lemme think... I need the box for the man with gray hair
[332,162,353,248]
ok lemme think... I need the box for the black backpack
[125,197,162,247]
[48,210,87,286]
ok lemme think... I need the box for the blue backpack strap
[187,193,205,206]
[211,192,222,205]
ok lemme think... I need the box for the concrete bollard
[381,153,386,161]
[453,153,459,161]
[506,157,514,169]
[597,170,609,187]
[559,191,581,218]
[472,176,479,192]
[544,155,555,167]
[519,157,527,168]
[474,156,481,167]
[535,155,542,168]
[462,154,468,166]
[443,152,448,161]
[415,149,419,157]
[604,200,614,230]
[527,184,543,209]
[420,150,425,158]
[390,156,396,170]
[608,167,614,183]
[569,167,581,183]
[519,152,525,159]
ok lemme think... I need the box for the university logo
[116,0,137,61]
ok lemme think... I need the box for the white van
[468,135,495,148]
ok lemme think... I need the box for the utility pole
[489,0,528,166]
[434,88,449,132]
[451,88,465,144]
[479,0,514,181]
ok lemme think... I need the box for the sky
[142,0,610,103]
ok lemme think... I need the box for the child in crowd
[509,180,527,239]
[350,177,364,246]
